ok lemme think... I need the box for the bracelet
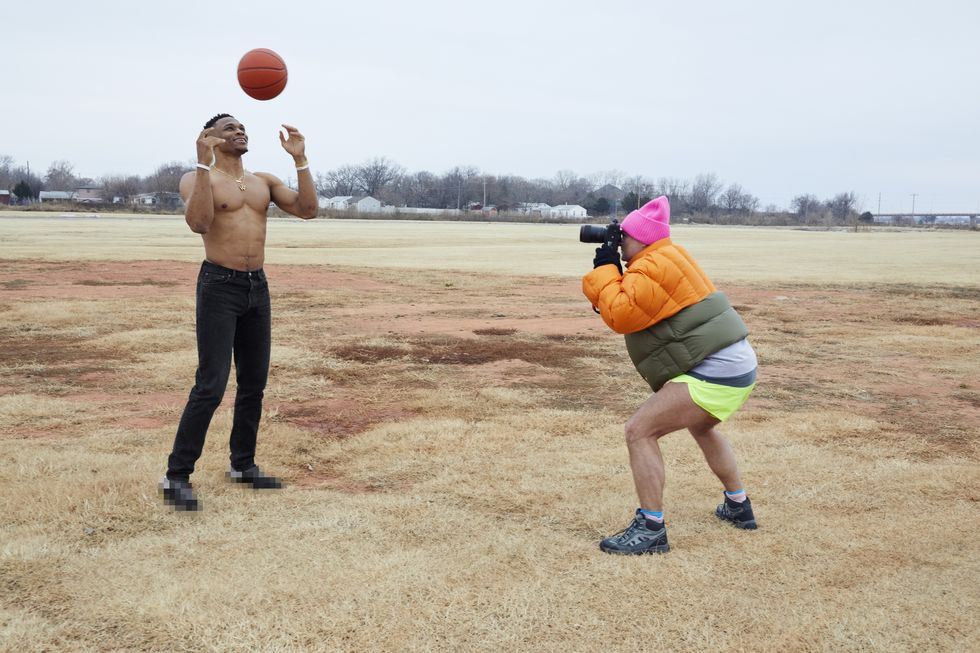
[295,162,310,171]
[195,163,211,171]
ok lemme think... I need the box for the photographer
[582,196,759,554]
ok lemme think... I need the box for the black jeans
[166,261,272,481]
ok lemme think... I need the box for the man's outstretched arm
[264,124,318,219]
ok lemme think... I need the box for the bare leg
[626,436,666,511]
[689,424,743,492]
[625,382,719,511]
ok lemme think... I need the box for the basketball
[237,48,288,101]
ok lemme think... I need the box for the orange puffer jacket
[582,238,716,334]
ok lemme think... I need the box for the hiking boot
[599,510,670,555]
[715,495,758,529]
[227,465,284,490]
[159,477,199,511]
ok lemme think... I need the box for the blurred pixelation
[227,465,285,490]
[158,478,200,512]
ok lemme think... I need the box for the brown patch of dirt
[333,333,594,367]
[275,398,418,439]
[0,260,196,299]
[892,315,953,326]
[0,332,125,387]
[473,327,518,336]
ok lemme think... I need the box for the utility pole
[483,177,486,208]
[910,193,917,224]
[877,192,881,217]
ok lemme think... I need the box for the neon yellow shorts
[668,374,755,422]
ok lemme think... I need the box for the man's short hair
[203,113,233,129]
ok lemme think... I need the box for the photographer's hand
[593,243,622,273]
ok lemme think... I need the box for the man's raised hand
[196,128,226,165]
[278,124,306,160]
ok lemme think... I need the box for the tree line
[0,155,187,204]
[1,153,868,224]
[313,158,869,224]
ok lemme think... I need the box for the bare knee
[688,424,714,439]
[625,416,668,445]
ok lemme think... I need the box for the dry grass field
[1,214,978,652]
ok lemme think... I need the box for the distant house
[548,204,588,219]
[321,195,382,212]
[39,190,75,202]
[0,190,10,205]
[595,184,626,202]
[514,202,552,215]
[131,192,182,209]
[380,206,462,216]
[320,195,350,210]
[75,184,103,204]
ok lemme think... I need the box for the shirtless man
[160,113,317,511]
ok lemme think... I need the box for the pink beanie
[621,196,670,245]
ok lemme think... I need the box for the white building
[514,202,552,215]
[38,191,75,202]
[380,206,462,216]
[548,204,588,218]
[321,195,382,212]
[75,184,103,204]
[131,192,182,209]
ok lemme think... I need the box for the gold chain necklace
[211,166,248,191]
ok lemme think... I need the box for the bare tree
[739,192,760,213]
[355,157,404,197]
[100,174,143,202]
[590,169,626,189]
[717,185,759,214]
[44,160,78,191]
[441,166,480,209]
[319,165,360,197]
[720,184,744,212]
[144,161,190,193]
[623,174,655,203]
[313,172,331,197]
[0,155,15,190]
[791,194,823,222]
[689,173,723,213]
[553,169,577,194]
[397,170,442,207]
[654,177,687,197]
[827,191,858,221]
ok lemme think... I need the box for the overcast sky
[4,0,978,212]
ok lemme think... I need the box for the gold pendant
[238,183,247,192]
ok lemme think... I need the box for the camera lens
[579,225,608,243]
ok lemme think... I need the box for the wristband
[195,163,211,171]
[295,162,310,171]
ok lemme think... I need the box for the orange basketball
[237,48,288,101]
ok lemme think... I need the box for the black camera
[579,219,622,248]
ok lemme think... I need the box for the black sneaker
[227,465,284,490]
[159,477,200,511]
[599,510,670,555]
[715,495,758,529]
